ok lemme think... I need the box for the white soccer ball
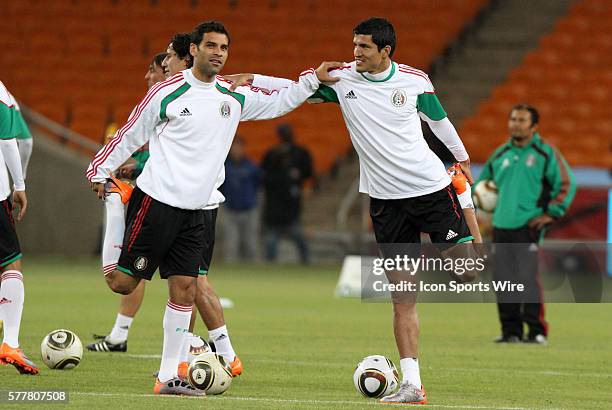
[40,329,83,370]
[187,335,212,364]
[473,180,498,213]
[188,352,233,395]
[353,355,399,398]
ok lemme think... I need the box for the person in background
[261,123,312,265]
[220,137,260,263]
[476,103,576,345]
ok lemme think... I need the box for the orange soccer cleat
[448,163,468,195]
[0,343,39,375]
[105,174,133,204]
[177,361,189,380]
[229,356,243,377]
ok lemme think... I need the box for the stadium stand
[2,0,487,174]
[460,0,612,168]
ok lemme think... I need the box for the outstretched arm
[234,62,341,121]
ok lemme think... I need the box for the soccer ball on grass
[40,329,83,369]
[188,352,233,394]
[353,355,399,398]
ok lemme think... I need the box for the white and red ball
[353,355,399,398]
[40,329,83,370]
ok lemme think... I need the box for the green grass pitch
[1,257,610,409]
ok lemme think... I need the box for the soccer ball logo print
[391,89,406,107]
[52,331,68,344]
[220,102,231,118]
[134,256,148,271]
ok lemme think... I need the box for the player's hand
[528,214,554,230]
[458,159,474,185]
[315,62,342,84]
[104,134,116,145]
[223,74,254,91]
[118,163,136,179]
[91,182,106,200]
[12,190,27,221]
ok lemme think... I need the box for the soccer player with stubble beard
[86,20,339,396]
[90,33,245,381]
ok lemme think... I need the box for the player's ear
[189,43,198,58]
[382,45,391,59]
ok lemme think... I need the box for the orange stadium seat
[459,0,611,167]
[3,0,488,174]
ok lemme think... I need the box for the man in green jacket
[476,103,576,345]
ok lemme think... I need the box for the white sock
[102,194,125,275]
[400,357,422,388]
[0,271,24,348]
[179,332,193,363]
[107,313,133,343]
[208,325,236,362]
[158,301,192,382]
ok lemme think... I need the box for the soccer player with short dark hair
[161,32,193,78]
[90,36,244,380]
[87,20,338,395]
[228,17,481,404]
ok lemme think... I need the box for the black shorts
[199,208,217,275]
[369,184,473,245]
[0,199,22,268]
[117,187,205,280]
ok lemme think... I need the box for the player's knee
[169,276,197,305]
[105,271,137,295]
[444,243,481,283]
[106,279,131,295]
[393,301,416,317]
[453,270,478,283]
[196,275,214,298]
[2,259,22,272]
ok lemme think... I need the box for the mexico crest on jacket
[391,89,406,107]
[220,101,231,118]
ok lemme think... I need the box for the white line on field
[441,367,612,379]
[124,355,612,379]
[126,354,162,359]
[70,391,546,409]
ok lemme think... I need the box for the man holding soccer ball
[476,103,576,345]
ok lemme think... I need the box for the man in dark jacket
[261,123,312,264]
[221,137,260,262]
